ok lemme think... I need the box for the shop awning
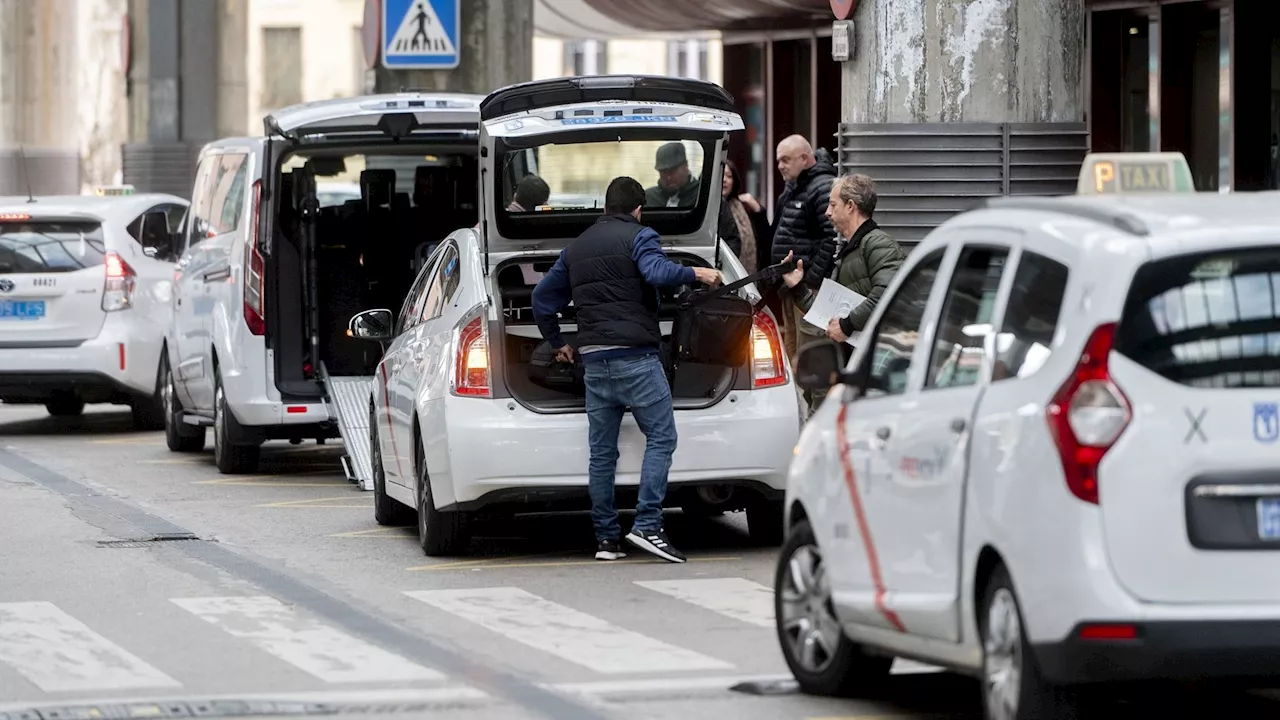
[581,0,832,32]
[534,0,832,38]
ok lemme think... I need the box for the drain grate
[97,532,202,549]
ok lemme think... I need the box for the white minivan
[163,93,484,472]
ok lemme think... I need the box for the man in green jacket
[781,173,906,357]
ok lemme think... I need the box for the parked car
[350,76,803,555]
[777,186,1280,719]
[0,193,188,426]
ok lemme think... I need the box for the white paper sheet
[803,278,865,346]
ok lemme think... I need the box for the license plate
[1257,498,1280,540]
[0,300,45,320]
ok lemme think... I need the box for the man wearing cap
[645,142,740,257]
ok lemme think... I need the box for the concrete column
[840,0,1086,124]
[216,0,249,138]
[147,0,180,141]
[374,0,534,95]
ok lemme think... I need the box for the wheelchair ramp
[321,364,375,491]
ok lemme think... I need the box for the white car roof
[0,194,188,224]
[916,191,1280,261]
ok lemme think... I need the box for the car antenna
[18,145,36,203]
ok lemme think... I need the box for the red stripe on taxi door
[835,403,907,633]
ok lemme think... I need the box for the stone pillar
[374,0,534,95]
[840,0,1086,124]
[216,0,249,138]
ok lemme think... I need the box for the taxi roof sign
[1077,152,1195,195]
[93,184,135,197]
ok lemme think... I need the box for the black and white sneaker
[625,528,686,563]
[595,539,627,561]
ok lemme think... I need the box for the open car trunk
[493,253,744,412]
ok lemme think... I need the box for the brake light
[750,311,787,389]
[244,180,265,335]
[1046,323,1130,505]
[101,252,137,311]
[0,213,31,221]
[452,309,491,397]
[1078,623,1138,641]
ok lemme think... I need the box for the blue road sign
[382,0,459,70]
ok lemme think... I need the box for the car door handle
[875,426,891,440]
[951,418,967,434]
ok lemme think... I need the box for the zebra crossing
[0,577,938,705]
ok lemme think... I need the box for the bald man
[770,135,838,358]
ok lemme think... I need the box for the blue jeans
[584,352,677,541]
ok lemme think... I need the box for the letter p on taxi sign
[1093,161,1115,193]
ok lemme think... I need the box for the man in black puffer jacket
[769,135,838,358]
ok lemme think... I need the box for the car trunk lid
[0,214,109,347]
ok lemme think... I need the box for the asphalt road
[2,404,1279,720]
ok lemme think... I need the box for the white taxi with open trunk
[348,76,803,556]
[777,152,1280,719]
[0,193,187,426]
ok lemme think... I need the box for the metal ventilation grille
[836,123,1088,246]
[122,142,203,198]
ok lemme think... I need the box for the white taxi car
[348,76,803,556]
[778,153,1280,719]
[0,193,187,426]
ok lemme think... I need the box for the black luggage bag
[670,258,795,367]
[529,339,586,394]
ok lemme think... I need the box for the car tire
[130,361,166,431]
[980,564,1084,720]
[415,441,469,556]
[213,377,260,474]
[45,394,84,417]
[775,519,892,697]
[162,357,205,452]
[747,499,785,546]
[371,404,414,527]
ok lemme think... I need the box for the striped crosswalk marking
[0,601,179,692]
[170,596,441,683]
[405,587,734,674]
[634,578,774,628]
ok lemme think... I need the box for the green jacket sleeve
[842,233,905,334]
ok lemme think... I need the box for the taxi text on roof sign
[1077,152,1196,195]
[94,184,135,196]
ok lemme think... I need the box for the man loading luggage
[532,176,722,563]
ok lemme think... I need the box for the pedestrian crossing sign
[382,0,459,69]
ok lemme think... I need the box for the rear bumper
[0,322,161,402]
[438,383,801,508]
[1034,620,1280,685]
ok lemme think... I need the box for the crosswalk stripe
[0,601,179,692]
[634,578,775,628]
[405,587,734,674]
[170,596,442,683]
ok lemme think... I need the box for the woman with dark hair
[721,159,771,273]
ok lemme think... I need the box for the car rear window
[0,221,106,274]
[1115,247,1280,388]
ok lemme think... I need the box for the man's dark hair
[513,174,550,209]
[604,176,646,215]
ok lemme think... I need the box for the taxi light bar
[1077,152,1195,195]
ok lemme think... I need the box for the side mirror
[349,309,394,342]
[139,211,172,259]
[795,340,848,392]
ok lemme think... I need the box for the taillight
[243,180,265,335]
[750,311,787,389]
[1046,323,1130,505]
[452,308,491,397]
[101,252,137,312]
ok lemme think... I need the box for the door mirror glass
[795,340,846,392]
[349,309,394,342]
[139,211,173,259]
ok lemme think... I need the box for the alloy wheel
[777,543,841,674]
[983,587,1023,720]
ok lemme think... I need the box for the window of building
[668,39,709,80]
[563,40,607,76]
[262,27,303,112]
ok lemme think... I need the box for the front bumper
[1034,620,1280,685]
